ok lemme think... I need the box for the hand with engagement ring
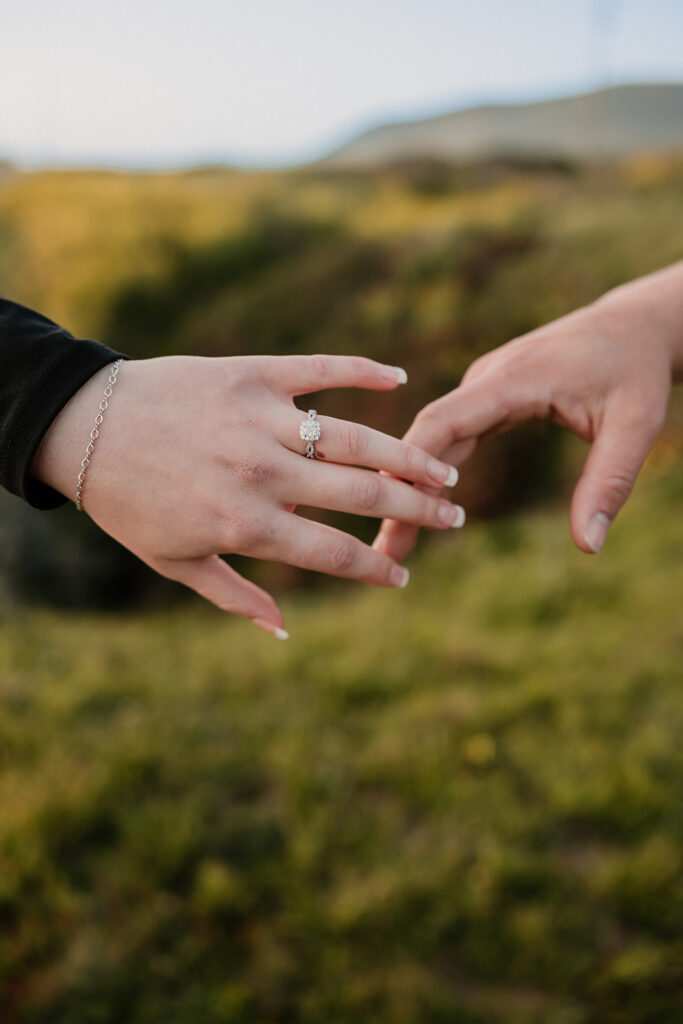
[32,353,464,639]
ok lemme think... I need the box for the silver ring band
[299,409,321,458]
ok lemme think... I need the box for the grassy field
[1,458,682,1023]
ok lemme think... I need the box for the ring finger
[279,407,460,490]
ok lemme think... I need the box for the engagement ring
[300,409,321,458]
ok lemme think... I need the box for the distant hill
[326,83,683,166]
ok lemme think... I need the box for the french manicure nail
[427,458,459,487]
[383,365,407,385]
[390,564,410,588]
[438,502,464,527]
[453,505,466,528]
[585,512,611,553]
[253,617,290,640]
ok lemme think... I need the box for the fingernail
[585,512,611,553]
[427,458,459,487]
[383,365,408,385]
[438,503,467,527]
[253,617,290,640]
[390,564,410,588]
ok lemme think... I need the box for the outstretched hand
[375,262,683,562]
[32,353,463,637]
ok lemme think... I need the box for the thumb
[570,404,662,554]
[153,554,288,639]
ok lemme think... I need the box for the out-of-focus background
[1,3,682,1022]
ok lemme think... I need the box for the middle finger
[280,456,466,529]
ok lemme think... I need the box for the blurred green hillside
[0,154,682,604]
[1,460,682,1024]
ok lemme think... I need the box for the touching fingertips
[427,457,459,487]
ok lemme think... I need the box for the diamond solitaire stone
[300,416,321,442]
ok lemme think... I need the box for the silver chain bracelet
[75,359,122,511]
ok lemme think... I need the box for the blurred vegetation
[0,462,682,1023]
[0,154,682,604]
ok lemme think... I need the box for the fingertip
[376,365,408,389]
[372,532,389,554]
[583,512,611,554]
[570,480,610,555]
[253,592,285,630]
[253,617,290,640]
[389,564,410,588]
[372,524,395,556]
[373,521,420,563]
[569,503,602,555]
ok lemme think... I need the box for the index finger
[403,376,509,457]
[265,354,408,396]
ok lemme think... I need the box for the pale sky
[1,0,681,168]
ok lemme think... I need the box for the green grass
[1,461,682,1023]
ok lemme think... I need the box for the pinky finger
[152,554,288,639]
[266,513,410,588]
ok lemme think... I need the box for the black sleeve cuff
[0,299,128,510]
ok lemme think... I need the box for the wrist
[594,262,683,381]
[30,363,117,503]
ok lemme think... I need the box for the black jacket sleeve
[0,298,127,510]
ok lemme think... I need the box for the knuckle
[461,351,492,384]
[648,402,667,433]
[630,403,666,438]
[233,457,276,489]
[351,473,383,511]
[416,489,437,525]
[222,357,250,392]
[505,338,539,374]
[309,354,329,387]
[401,444,421,478]
[416,400,441,425]
[414,396,460,440]
[241,521,266,551]
[340,422,368,461]
[222,508,264,550]
[328,537,357,572]
[602,468,636,504]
